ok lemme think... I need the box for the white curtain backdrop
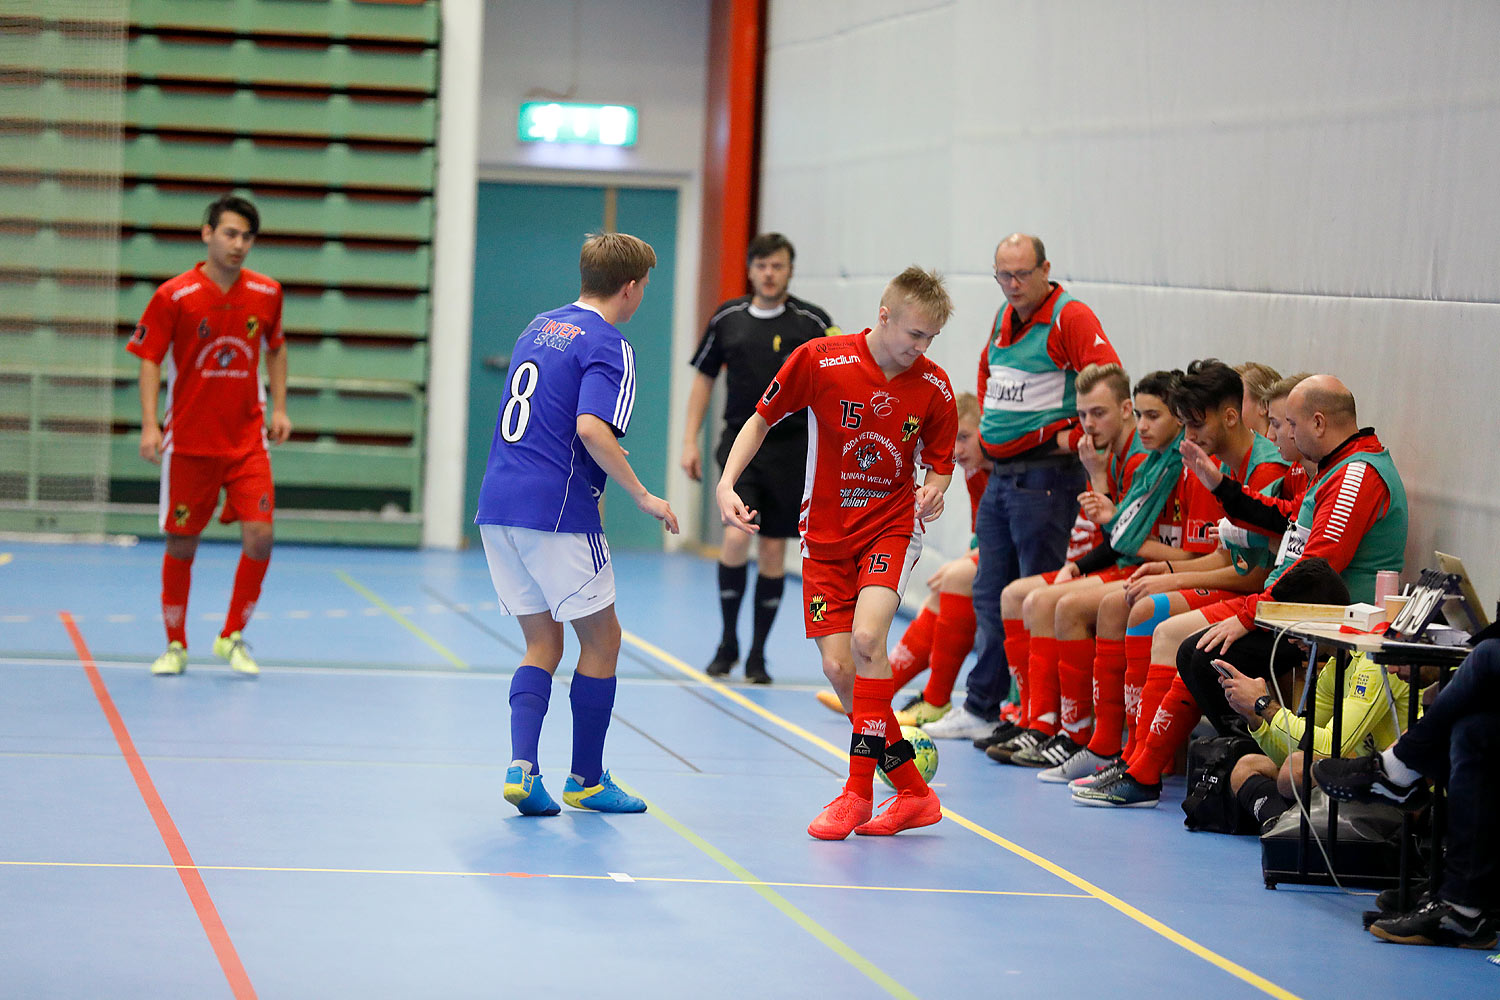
[760,0,1500,608]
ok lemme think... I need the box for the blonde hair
[1266,372,1312,402]
[956,391,980,423]
[1235,361,1283,406]
[880,266,952,328]
[1076,362,1130,402]
[579,232,656,297]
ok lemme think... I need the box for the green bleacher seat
[124,134,436,191]
[116,232,431,288]
[129,0,440,44]
[126,85,438,145]
[121,185,434,242]
[128,35,437,93]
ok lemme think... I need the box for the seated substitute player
[970,362,1144,745]
[812,391,990,723]
[477,232,679,817]
[129,194,290,677]
[717,267,958,840]
[1233,361,1281,436]
[682,232,838,683]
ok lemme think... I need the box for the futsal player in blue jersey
[476,231,679,816]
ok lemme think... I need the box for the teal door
[466,182,678,549]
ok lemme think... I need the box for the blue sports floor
[0,540,1490,998]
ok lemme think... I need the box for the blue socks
[509,664,553,772]
[569,673,617,787]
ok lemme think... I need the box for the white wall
[761,0,1500,607]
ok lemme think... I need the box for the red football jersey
[965,465,989,533]
[1070,429,1149,560]
[756,331,958,560]
[127,263,285,457]
[1177,444,1290,553]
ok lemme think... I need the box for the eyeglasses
[994,267,1039,284]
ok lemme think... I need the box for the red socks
[1126,675,1199,786]
[1087,637,1127,757]
[161,553,192,646]
[1026,635,1060,736]
[922,592,976,707]
[1120,635,1153,761]
[847,676,893,799]
[222,553,269,637]
[1001,617,1031,724]
[889,605,937,691]
[1056,637,1096,744]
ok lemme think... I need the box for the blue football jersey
[475,303,636,533]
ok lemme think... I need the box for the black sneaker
[705,643,738,677]
[1011,732,1083,768]
[898,692,925,712]
[973,720,1020,750]
[744,653,772,685]
[986,728,1043,764]
[1312,754,1427,810]
[1375,882,1432,915]
[1369,899,1498,949]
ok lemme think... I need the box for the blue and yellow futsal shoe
[504,765,560,816]
[562,770,647,813]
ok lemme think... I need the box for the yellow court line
[0,552,12,566]
[612,779,918,1000]
[0,860,1087,899]
[335,570,468,670]
[620,630,1305,1000]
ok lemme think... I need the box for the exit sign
[518,102,638,147]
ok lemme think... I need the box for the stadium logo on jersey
[197,318,211,339]
[246,279,277,295]
[869,390,895,416]
[808,594,827,622]
[922,371,953,401]
[855,444,880,472]
[130,322,148,344]
[533,318,587,352]
[818,354,859,368]
[901,415,920,442]
[246,316,259,340]
[171,282,202,302]
[761,378,781,404]
[173,504,190,527]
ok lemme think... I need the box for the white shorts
[480,523,616,622]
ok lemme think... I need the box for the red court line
[59,612,257,1000]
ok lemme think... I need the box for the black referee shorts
[717,439,805,539]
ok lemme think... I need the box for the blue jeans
[1390,638,1500,909]
[963,461,1082,720]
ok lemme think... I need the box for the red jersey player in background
[128,195,290,677]
[717,267,958,840]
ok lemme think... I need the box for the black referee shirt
[689,294,837,458]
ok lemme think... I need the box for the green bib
[980,291,1079,447]
[1224,434,1289,574]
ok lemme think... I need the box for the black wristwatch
[1252,694,1274,719]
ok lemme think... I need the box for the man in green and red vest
[924,233,1122,741]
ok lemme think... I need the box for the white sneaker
[920,704,993,740]
[1039,748,1116,785]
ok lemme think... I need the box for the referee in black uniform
[682,233,838,683]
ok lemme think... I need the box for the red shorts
[160,449,274,535]
[1198,598,1239,624]
[801,532,921,638]
[1040,564,1134,585]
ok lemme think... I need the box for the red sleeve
[1116,449,1148,498]
[919,374,958,476]
[265,288,285,350]
[126,285,176,364]
[755,344,813,428]
[1046,300,1120,372]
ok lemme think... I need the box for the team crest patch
[901,415,920,442]
[173,504,190,526]
[808,594,827,622]
[246,316,259,339]
[258,493,270,512]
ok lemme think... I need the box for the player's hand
[915,482,945,522]
[1077,489,1115,524]
[635,490,680,534]
[715,483,759,535]
[269,409,292,445]
[1077,435,1107,480]
[1179,438,1224,491]
[1216,661,1270,720]
[1197,615,1251,653]
[1123,572,1173,606]
[1129,560,1169,583]
[1051,562,1080,585]
[139,423,163,464]
[680,440,702,482]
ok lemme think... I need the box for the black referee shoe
[705,642,738,678]
[744,653,772,685]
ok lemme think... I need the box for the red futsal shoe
[807,790,874,840]
[854,789,943,836]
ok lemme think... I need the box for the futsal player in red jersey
[128,195,290,677]
[717,267,959,840]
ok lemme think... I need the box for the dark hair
[204,195,260,234]
[1170,358,1243,424]
[1133,369,1182,402]
[1269,557,1350,606]
[746,232,795,267]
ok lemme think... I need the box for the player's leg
[1039,587,1131,783]
[151,452,218,675]
[210,449,276,674]
[995,574,1106,757]
[707,525,753,677]
[745,458,802,682]
[900,554,977,725]
[1013,580,1122,766]
[560,603,645,812]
